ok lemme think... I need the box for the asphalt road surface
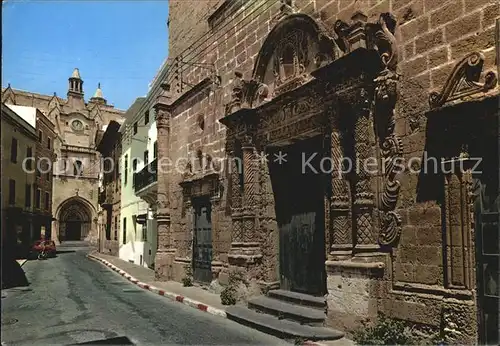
[1,242,288,345]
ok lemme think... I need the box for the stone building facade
[34,108,57,241]
[154,0,498,343]
[1,104,38,256]
[2,70,125,245]
[96,120,123,256]
[4,105,57,244]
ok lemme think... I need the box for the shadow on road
[1,253,30,289]
[70,336,135,345]
[56,250,76,254]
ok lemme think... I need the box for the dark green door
[192,198,212,283]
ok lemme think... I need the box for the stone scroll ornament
[428,51,498,109]
[372,13,404,247]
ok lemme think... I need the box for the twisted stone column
[242,134,258,243]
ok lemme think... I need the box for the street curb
[87,254,227,319]
[87,253,328,345]
[16,259,28,267]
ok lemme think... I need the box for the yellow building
[1,103,37,257]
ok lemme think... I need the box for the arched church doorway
[58,198,92,241]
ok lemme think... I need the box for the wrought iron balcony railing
[134,159,157,194]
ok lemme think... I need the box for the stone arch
[252,13,338,84]
[56,196,95,241]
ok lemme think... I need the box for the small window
[9,179,16,205]
[132,159,138,187]
[106,221,111,240]
[154,141,158,159]
[144,111,149,125]
[38,130,42,142]
[25,184,31,207]
[74,160,83,176]
[11,138,18,163]
[44,192,50,211]
[26,147,33,170]
[114,216,118,241]
[123,217,127,244]
[47,137,51,149]
[142,224,147,242]
[144,150,149,165]
[35,189,41,208]
[133,122,138,135]
[124,155,128,185]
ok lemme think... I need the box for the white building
[118,96,158,268]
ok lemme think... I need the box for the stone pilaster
[329,121,353,260]
[228,133,262,275]
[442,157,475,290]
[154,83,176,281]
[228,136,243,243]
[352,90,379,255]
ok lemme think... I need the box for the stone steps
[248,295,326,326]
[226,305,345,341]
[268,289,327,310]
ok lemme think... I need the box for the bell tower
[67,68,85,109]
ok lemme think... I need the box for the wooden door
[192,198,213,283]
[270,136,327,296]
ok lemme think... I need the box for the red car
[31,240,57,258]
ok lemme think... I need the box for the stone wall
[160,0,498,342]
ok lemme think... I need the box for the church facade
[2,69,125,245]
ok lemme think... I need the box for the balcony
[133,159,157,206]
[98,189,106,205]
[98,184,113,206]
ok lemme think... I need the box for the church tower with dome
[2,68,125,244]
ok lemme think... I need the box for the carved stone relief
[429,51,498,109]
[371,13,403,247]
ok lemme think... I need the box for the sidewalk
[88,252,226,316]
[88,252,354,346]
[16,259,27,267]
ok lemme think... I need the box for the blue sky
[2,0,169,110]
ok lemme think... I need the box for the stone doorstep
[88,253,351,345]
[248,295,327,325]
[268,289,327,309]
[226,305,345,342]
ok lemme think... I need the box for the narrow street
[1,242,288,345]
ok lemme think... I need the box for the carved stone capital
[331,195,350,210]
[224,72,270,116]
[241,134,255,148]
[156,109,171,129]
